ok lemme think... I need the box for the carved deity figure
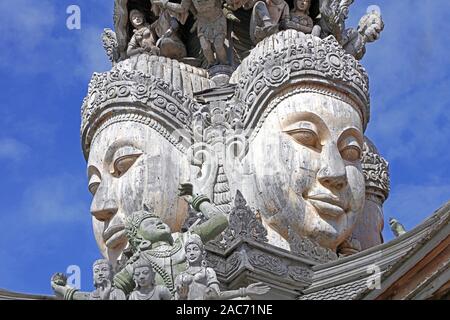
[127,9,160,57]
[129,258,173,300]
[113,184,228,294]
[150,1,187,60]
[342,9,384,60]
[288,0,314,34]
[175,234,271,300]
[250,0,290,44]
[154,0,228,66]
[51,259,126,300]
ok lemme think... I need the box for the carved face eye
[88,174,101,195]
[339,135,362,162]
[285,128,320,151]
[110,146,143,178]
[112,154,141,178]
[340,146,361,162]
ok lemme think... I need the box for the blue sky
[0,0,449,295]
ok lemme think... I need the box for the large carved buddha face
[244,90,366,251]
[87,119,189,264]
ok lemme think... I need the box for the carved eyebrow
[280,112,329,138]
[104,140,141,165]
[88,165,101,181]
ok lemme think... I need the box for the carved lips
[103,223,126,249]
[305,193,348,218]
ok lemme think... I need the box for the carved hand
[176,283,190,300]
[245,282,271,296]
[99,279,112,300]
[178,183,194,203]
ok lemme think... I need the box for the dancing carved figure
[150,0,187,60]
[250,0,290,44]
[341,8,384,59]
[113,184,229,295]
[154,0,229,66]
[175,234,271,300]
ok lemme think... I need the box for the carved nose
[90,179,118,221]
[318,146,348,191]
[91,204,118,222]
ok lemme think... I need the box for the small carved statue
[51,259,126,300]
[175,234,271,300]
[150,0,187,60]
[114,183,229,294]
[154,0,229,66]
[250,0,290,44]
[287,0,314,34]
[127,9,160,57]
[129,258,173,300]
[389,218,406,237]
[341,9,384,60]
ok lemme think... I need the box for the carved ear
[188,142,218,200]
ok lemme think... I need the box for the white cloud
[0,138,30,162]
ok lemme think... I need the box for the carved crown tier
[81,56,215,158]
[231,30,370,131]
[362,137,390,200]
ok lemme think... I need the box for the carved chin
[294,199,356,249]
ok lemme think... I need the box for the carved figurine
[318,0,354,42]
[150,0,187,60]
[250,0,290,44]
[129,258,173,300]
[389,218,406,237]
[113,183,228,294]
[175,234,271,300]
[127,9,160,57]
[154,0,229,66]
[288,0,314,34]
[341,9,384,60]
[51,259,126,300]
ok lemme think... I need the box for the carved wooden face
[185,243,204,265]
[87,119,189,264]
[244,91,365,251]
[93,262,112,286]
[133,266,155,289]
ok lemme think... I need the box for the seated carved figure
[288,0,314,34]
[175,234,270,300]
[127,9,160,57]
[113,184,229,295]
[129,258,173,300]
[150,0,187,60]
[51,259,126,300]
[250,0,290,44]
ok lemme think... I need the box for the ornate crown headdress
[362,137,390,200]
[231,30,370,132]
[124,209,160,241]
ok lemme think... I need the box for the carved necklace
[133,288,156,300]
[145,238,182,258]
